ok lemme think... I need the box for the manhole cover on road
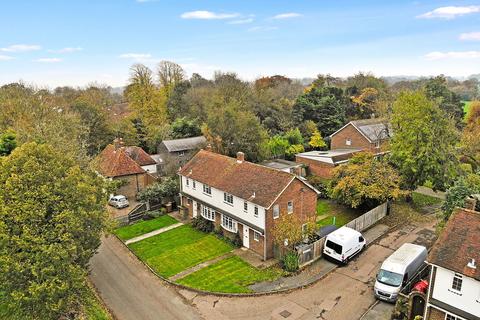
[280,310,292,318]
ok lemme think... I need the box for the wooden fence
[297,201,388,268]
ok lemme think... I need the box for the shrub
[307,175,331,198]
[191,216,214,233]
[282,251,299,272]
[232,232,242,247]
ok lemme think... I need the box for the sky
[0,0,480,88]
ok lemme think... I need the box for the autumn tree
[390,91,459,191]
[0,143,109,319]
[157,60,185,90]
[442,173,480,219]
[424,76,464,128]
[460,101,480,171]
[330,152,404,208]
[271,213,316,251]
[171,117,202,139]
[309,129,327,150]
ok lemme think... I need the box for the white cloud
[180,11,239,20]
[459,32,480,41]
[0,55,14,61]
[0,44,41,52]
[272,12,302,19]
[424,51,480,60]
[49,47,83,53]
[119,53,154,63]
[247,26,278,32]
[228,18,254,25]
[35,58,63,63]
[417,6,480,19]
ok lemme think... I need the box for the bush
[307,175,331,198]
[191,216,214,233]
[282,251,299,272]
[232,232,242,248]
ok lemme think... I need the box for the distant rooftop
[261,159,303,171]
[331,118,391,142]
[161,136,207,153]
[296,149,361,165]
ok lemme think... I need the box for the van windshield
[326,240,342,254]
[377,270,403,287]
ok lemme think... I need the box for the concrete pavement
[186,219,437,320]
[124,222,183,245]
[89,235,202,320]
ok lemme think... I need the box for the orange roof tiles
[94,144,145,177]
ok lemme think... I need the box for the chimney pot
[465,197,477,211]
[205,144,212,152]
[468,258,476,269]
[237,152,245,163]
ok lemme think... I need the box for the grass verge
[114,215,178,241]
[316,199,360,227]
[412,192,443,208]
[129,225,233,278]
[177,255,283,293]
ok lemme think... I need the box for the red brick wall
[425,307,445,320]
[249,228,264,257]
[115,173,147,199]
[295,155,335,179]
[264,179,317,259]
[331,124,372,150]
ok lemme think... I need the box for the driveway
[184,220,437,320]
[89,235,202,320]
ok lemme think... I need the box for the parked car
[374,243,427,302]
[108,195,129,209]
[323,226,366,264]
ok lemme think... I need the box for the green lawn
[412,192,443,207]
[129,225,234,278]
[316,199,360,227]
[114,215,178,241]
[177,256,283,293]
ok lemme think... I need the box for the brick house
[157,136,206,174]
[424,207,480,320]
[94,139,156,199]
[295,118,390,179]
[330,118,390,152]
[178,149,319,260]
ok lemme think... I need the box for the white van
[374,243,427,302]
[323,226,366,264]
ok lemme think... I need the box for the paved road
[89,236,202,320]
[184,220,437,320]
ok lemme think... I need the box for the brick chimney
[465,196,477,211]
[113,138,125,150]
[237,152,245,163]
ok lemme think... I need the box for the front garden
[114,214,284,293]
[315,199,361,227]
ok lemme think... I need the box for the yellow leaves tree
[308,129,327,150]
[271,213,316,251]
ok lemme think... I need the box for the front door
[243,226,250,248]
[192,201,198,217]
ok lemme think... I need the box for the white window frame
[375,140,381,148]
[203,184,211,195]
[254,206,258,217]
[254,231,260,242]
[192,180,196,189]
[201,206,215,221]
[186,178,190,187]
[179,151,185,157]
[273,204,280,219]
[445,314,460,320]
[224,192,233,205]
[451,274,463,292]
[221,214,237,233]
[346,138,352,146]
[244,201,248,212]
[287,201,293,214]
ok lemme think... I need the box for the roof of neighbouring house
[125,146,157,166]
[261,159,303,171]
[296,149,362,165]
[428,207,480,281]
[179,150,318,208]
[161,136,207,153]
[330,118,391,142]
[93,144,145,178]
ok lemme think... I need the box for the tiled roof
[93,144,145,177]
[125,146,156,166]
[351,118,391,142]
[428,208,480,280]
[179,150,315,208]
[161,136,206,152]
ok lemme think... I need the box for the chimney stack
[205,144,212,152]
[465,196,477,211]
[113,138,125,151]
[237,152,245,163]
